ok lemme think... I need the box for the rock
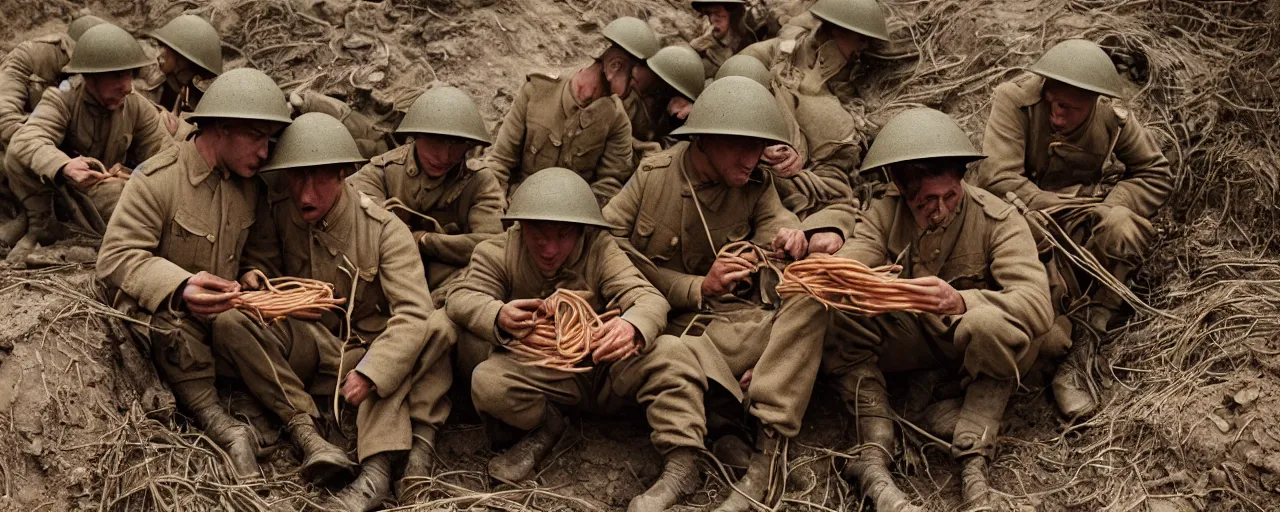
[1233,386,1260,408]
[1206,410,1232,433]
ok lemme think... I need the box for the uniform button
[552,140,562,147]
[932,249,941,257]
[206,234,216,242]
[670,236,679,247]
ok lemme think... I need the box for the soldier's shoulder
[356,190,398,225]
[636,145,679,173]
[136,143,183,176]
[1098,97,1130,127]
[967,184,1014,221]
[996,73,1043,107]
[526,69,563,85]
[368,144,411,168]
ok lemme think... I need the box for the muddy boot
[920,398,962,441]
[841,417,919,512]
[192,404,262,482]
[628,447,700,512]
[287,414,356,483]
[959,455,991,510]
[712,434,751,470]
[396,424,438,499]
[1086,303,1115,333]
[488,406,566,484]
[329,453,393,512]
[952,377,1015,509]
[1051,342,1095,418]
[713,428,781,512]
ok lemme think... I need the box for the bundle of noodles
[777,254,938,315]
[234,270,346,323]
[508,289,624,373]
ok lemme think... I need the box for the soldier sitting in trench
[134,14,224,140]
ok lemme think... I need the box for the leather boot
[488,406,565,484]
[841,417,919,512]
[960,455,991,510]
[712,427,780,512]
[329,453,392,512]
[1051,342,1096,418]
[287,414,356,483]
[191,403,261,482]
[952,377,1015,509]
[627,447,700,512]
[396,424,438,499]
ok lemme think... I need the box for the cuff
[137,262,196,313]
[475,300,505,345]
[956,289,991,316]
[671,275,705,312]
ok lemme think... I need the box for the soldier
[626,45,705,150]
[447,168,706,512]
[96,68,294,481]
[828,108,1052,511]
[689,0,765,78]
[6,23,173,263]
[602,77,833,512]
[135,14,223,140]
[219,113,455,510]
[290,90,393,159]
[476,16,657,205]
[974,39,1171,417]
[347,86,504,307]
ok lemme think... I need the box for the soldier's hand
[342,370,375,406]
[900,276,967,316]
[701,254,756,298]
[807,231,844,255]
[772,227,808,260]
[1087,203,1114,222]
[667,96,694,120]
[591,317,639,363]
[634,141,662,157]
[61,157,110,186]
[738,369,753,392]
[762,145,802,178]
[238,270,265,291]
[498,298,544,339]
[162,110,179,136]
[182,271,241,317]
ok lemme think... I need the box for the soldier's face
[1043,82,1098,134]
[521,220,583,274]
[631,64,658,95]
[414,134,474,178]
[702,5,733,38]
[830,25,869,59]
[284,165,346,223]
[214,120,281,178]
[602,50,637,97]
[698,135,766,188]
[83,70,134,111]
[896,173,965,231]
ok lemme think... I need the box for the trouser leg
[604,334,707,455]
[211,309,325,421]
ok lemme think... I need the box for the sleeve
[444,237,512,345]
[354,219,435,395]
[589,107,636,205]
[954,215,1053,339]
[749,177,803,247]
[739,39,779,67]
[794,161,857,237]
[8,89,73,181]
[595,234,669,350]
[479,81,532,187]
[1103,117,1172,217]
[96,169,194,312]
[833,198,892,267]
[346,162,390,203]
[128,97,175,165]
[0,48,37,142]
[975,85,1059,210]
[417,169,506,266]
[238,196,283,279]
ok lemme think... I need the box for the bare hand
[162,110,179,136]
[182,271,241,317]
[762,145,802,178]
[591,317,639,363]
[667,96,694,120]
[342,370,375,406]
[771,227,808,260]
[900,276,967,316]
[634,141,662,156]
[238,270,265,291]
[498,298,544,339]
[61,157,110,186]
[807,232,844,255]
[701,254,756,298]
[739,369,753,392]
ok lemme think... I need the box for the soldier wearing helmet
[97,68,293,483]
[602,77,833,512]
[6,23,173,264]
[828,108,1052,511]
[447,168,706,512]
[476,16,657,206]
[973,39,1172,418]
[626,45,705,152]
[135,14,223,139]
[689,0,769,78]
[348,86,505,307]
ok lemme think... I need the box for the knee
[469,360,514,415]
[1089,205,1153,259]
[956,306,1030,379]
[210,309,259,349]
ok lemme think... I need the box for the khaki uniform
[975,73,1172,308]
[601,141,829,437]
[135,62,206,141]
[623,90,670,145]
[97,140,263,409]
[446,225,706,455]
[5,80,172,233]
[824,183,1053,454]
[295,92,392,159]
[690,26,755,79]
[348,143,506,306]
[478,67,635,205]
[231,184,453,461]
[0,34,73,144]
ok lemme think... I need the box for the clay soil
[0,0,1278,511]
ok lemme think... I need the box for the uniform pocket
[167,211,215,268]
[636,214,678,264]
[941,252,989,291]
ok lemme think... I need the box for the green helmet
[62,24,152,74]
[648,46,705,100]
[396,86,491,145]
[151,15,223,76]
[503,168,612,228]
[261,113,365,172]
[1029,39,1125,98]
[810,0,891,42]
[671,75,789,144]
[859,108,984,172]
[67,15,106,42]
[715,55,771,88]
[602,17,661,60]
[188,68,292,124]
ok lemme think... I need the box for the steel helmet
[396,86,491,145]
[503,168,612,228]
[602,17,661,60]
[67,15,107,42]
[1029,39,1125,98]
[671,75,789,144]
[261,113,365,172]
[188,68,293,124]
[151,15,224,76]
[810,0,891,42]
[647,46,705,100]
[859,108,984,172]
[714,55,771,88]
[62,24,153,74]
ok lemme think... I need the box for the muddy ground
[1,0,1278,511]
